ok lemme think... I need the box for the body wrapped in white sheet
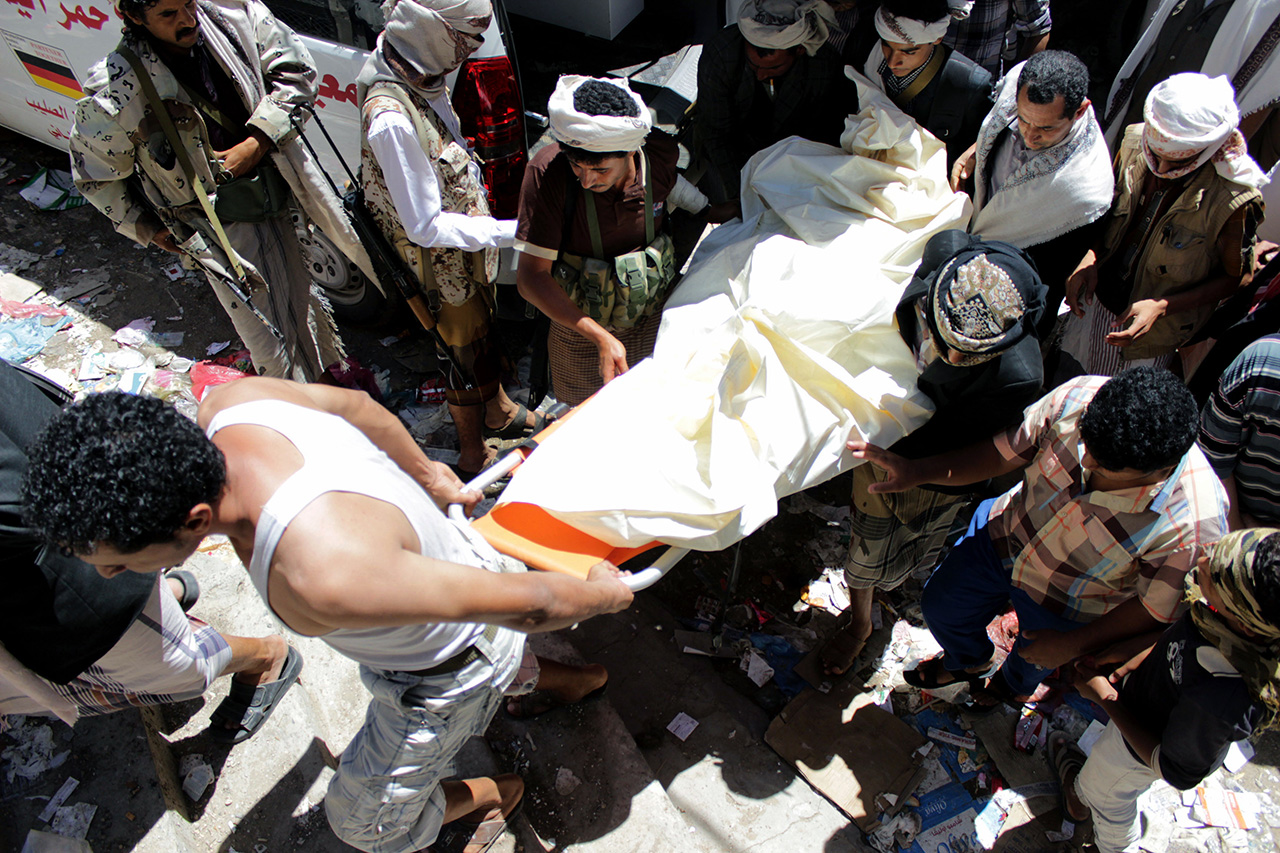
[498,82,972,551]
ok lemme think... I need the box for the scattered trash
[1012,710,1047,753]
[50,803,96,839]
[909,782,979,853]
[1,720,70,783]
[37,776,80,823]
[741,649,775,687]
[190,361,250,401]
[749,633,806,697]
[926,727,976,751]
[554,767,581,795]
[1186,786,1260,830]
[0,297,68,321]
[417,375,448,403]
[161,262,185,281]
[399,403,451,441]
[379,335,399,347]
[76,352,107,381]
[0,242,41,275]
[107,349,146,371]
[1076,719,1107,756]
[18,168,87,211]
[1044,819,1074,842]
[118,366,152,395]
[1224,739,1255,773]
[168,356,194,373]
[667,712,699,742]
[206,340,231,355]
[20,829,92,852]
[150,331,185,348]
[51,271,110,304]
[800,567,850,616]
[111,318,155,347]
[327,356,382,400]
[180,755,214,801]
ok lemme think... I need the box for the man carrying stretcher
[21,379,632,853]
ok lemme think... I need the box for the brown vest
[1098,124,1261,360]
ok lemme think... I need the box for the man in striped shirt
[849,368,1227,705]
[1199,334,1280,529]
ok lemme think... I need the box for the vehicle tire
[293,213,387,323]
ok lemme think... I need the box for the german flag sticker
[3,31,84,100]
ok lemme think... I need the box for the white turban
[874,6,950,45]
[548,75,653,154]
[738,0,836,57]
[1142,73,1267,189]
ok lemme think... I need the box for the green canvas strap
[583,148,653,259]
[176,78,237,135]
[117,45,284,345]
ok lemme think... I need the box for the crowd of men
[3,0,1280,851]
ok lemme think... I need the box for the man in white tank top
[21,378,633,853]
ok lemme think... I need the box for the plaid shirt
[944,0,1051,75]
[985,377,1227,622]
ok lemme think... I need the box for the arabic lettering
[318,74,356,105]
[48,125,70,141]
[6,0,48,19]
[58,2,109,30]
[28,98,70,120]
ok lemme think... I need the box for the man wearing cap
[515,76,731,406]
[357,0,541,477]
[820,231,1046,675]
[851,367,1227,708]
[1057,73,1267,379]
[857,0,993,166]
[951,49,1114,331]
[696,0,859,202]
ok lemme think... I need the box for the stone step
[559,594,876,853]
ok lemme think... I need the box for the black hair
[882,0,951,24]
[559,144,632,166]
[572,79,641,119]
[21,392,226,554]
[1251,532,1280,630]
[1078,367,1198,474]
[1017,49,1089,118]
[118,0,164,31]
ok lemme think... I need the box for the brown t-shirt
[514,130,679,261]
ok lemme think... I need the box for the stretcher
[447,405,690,592]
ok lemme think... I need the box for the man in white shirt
[357,0,538,477]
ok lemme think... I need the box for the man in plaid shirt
[945,0,1051,76]
[849,367,1227,705]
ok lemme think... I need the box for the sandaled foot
[904,654,984,690]
[483,403,550,440]
[166,568,200,612]
[820,625,869,676]
[435,776,524,853]
[966,670,1033,715]
[1048,731,1091,822]
[506,668,608,720]
[207,646,302,744]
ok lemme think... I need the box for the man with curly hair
[848,367,1228,707]
[22,380,632,853]
[2,363,291,739]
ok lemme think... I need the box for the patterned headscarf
[1188,529,1280,729]
[874,5,950,45]
[1141,73,1268,189]
[357,0,491,101]
[738,0,836,57]
[929,253,1028,366]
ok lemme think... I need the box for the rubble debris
[667,712,699,742]
[1186,785,1261,830]
[18,168,86,211]
[554,767,581,795]
[179,754,215,801]
[50,802,96,839]
[741,649,775,687]
[2,720,70,783]
[37,776,80,823]
[20,829,92,853]
[0,242,42,275]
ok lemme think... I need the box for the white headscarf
[1142,73,1268,189]
[548,75,653,154]
[357,0,491,100]
[874,5,950,45]
[738,0,836,57]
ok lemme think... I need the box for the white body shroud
[499,81,972,552]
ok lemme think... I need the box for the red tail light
[453,56,528,220]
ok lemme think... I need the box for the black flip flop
[903,654,982,691]
[207,646,303,744]
[482,403,550,440]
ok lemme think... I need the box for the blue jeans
[920,499,1085,696]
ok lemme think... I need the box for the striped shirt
[1199,334,1280,522]
[944,0,1051,76]
[986,376,1227,622]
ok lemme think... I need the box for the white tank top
[205,399,495,670]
